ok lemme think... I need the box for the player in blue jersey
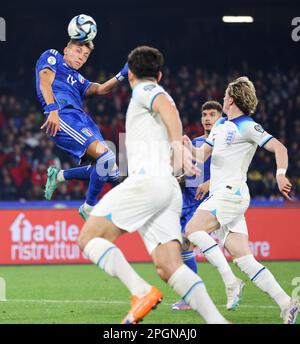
[35,39,128,219]
[172,101,222,310]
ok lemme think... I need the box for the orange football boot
[121,286,163,324]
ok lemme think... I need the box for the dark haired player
[77,46,229,324]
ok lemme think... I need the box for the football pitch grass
[0,262,299,324]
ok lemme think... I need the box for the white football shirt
[125,81,174,176]
[205,115,273,197]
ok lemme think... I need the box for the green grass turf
[0,262,299,324]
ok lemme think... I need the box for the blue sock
[86,150,116,206]
[108,167,120,186]
[181,250,198,274]
[63,165,92,180]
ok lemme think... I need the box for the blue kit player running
[35,39,128,220]
[172,101,222,310]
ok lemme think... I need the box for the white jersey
[206,115,273,197]
[125,81,174,176]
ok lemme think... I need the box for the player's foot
[45,166,60,200]
[281,298,299,324]
[171,299,192,310]
[121,286,163,324]
[226,278,245,310]
[78,203,94,221]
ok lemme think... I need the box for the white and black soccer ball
[68,14,97,42]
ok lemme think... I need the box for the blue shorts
[51,108,105,163]
[180,205,198,234]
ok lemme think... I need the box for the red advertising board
[0,208,299,265]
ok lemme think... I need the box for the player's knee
[95,150,116,180]
[78,223,91,251]
[155,262,181,282]
[185,220,201,237]
[78,221,100,251]
[156,266,171,282]
[78,232,87,251]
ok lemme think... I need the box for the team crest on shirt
[225,130,236,145]
[78,74,85,84]
[81,128,93,137]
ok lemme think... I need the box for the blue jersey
[35,49,91,112]
[182,136,211,209]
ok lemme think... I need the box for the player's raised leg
[225,233,299,324]
[78,140,119,220]
[186,209,245,310]
[45,164,93,200]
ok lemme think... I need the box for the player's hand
[195,180,210,201]
[183,146,200,176]
[276,174,292,201]
[120,62,128,78]
[40,110,61,137]
[182,135,192,146]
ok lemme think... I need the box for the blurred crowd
[1,64,300,202]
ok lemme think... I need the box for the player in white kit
[77,46,229,324]
[185,76,299,324]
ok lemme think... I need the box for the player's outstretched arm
[152,94,199,176]
[264,137,292,200]
[85,63,128,96]
[39,68,60,137]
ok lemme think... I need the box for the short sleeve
[243,121,273,147]
[132,83,173,111]
[36,49,59,74]
[205,117,225,147]
[77,73,91,96]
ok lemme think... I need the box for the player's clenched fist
[40,110,61,137]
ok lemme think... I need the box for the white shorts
[216,215,248,246]
[197,186,250,246]
[91,174,183,254]
[198,186,250,226]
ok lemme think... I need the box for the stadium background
[0,0,299,324]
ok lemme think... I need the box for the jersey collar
[227,114,249,124]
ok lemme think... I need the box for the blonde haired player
[184,76,299,324]
[78,46,229,324]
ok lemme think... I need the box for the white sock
[56,170,65,182]
[168,264,227,324]
[188,231,236,286]
[234,254,291,310]
[84,238,151,297]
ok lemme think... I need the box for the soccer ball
[68,14,97,42]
